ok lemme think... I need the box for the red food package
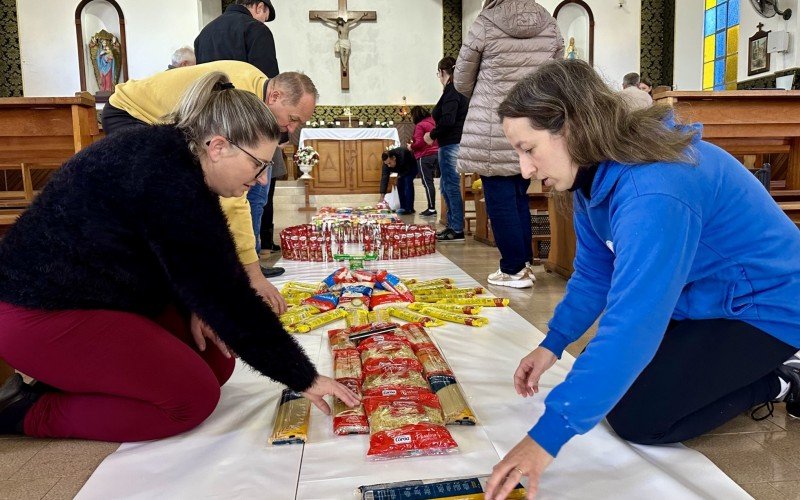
[363,391,458,460]
[362,368,429,396]
[327,328,356,350]
[395,323,433,349]
[301,292,339,312]
[415,345,453,377]
[333,348,362,380]
[333,378,369,435]
[370,291,411,311]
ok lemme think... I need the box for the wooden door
[309,140,347,191]
[356,139,393,192]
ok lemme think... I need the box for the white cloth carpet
[77,253,750,499]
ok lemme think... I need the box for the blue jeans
[482,174,533,274]
[438,144,463,233]
[246,180,270,253]
[397,162,419,212]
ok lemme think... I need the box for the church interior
[1,0,800,498]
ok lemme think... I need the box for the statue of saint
[565,37,577,60]
[89,30,122,93]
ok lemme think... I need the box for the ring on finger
[514,467,525,475]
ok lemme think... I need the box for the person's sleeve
[379,164,390,195]
[539,203,614,358]
[454,16,486,98]
[219,195,259,266]
[246,25,280,78]
[138,175,317,391]
[409,123,426,154]
[429,92,459,141]
[529,194,702,457]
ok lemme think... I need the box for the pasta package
[368,309,392,324]
[415,345,453,377]
[413,292,476,303]
[359,475,525,500]
[370,291,411,310]
[419,307,488,327]
[287,308,348,333]
[387,307,444,327]
[415,287,484,298]
[333,348,362,380]
[409,303,482,315]
[279,307,319,326]
[428,375,478,425]
[337,283,374,311]
[281,281,322,294]
[364,392,458,460]
[345,322,401,344]
[344,308,371,328]
[328,328,356,350]
[333,378,369,435]
[269,388,311,445]
[375,272,415,302]
[395,323,433,348]
[438,297,509,307]
[362,368,429,395]
[404,278,454,287]
[301,292,340,312]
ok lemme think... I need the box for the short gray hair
[171,46,196,67]
[622,72,640,88]
[270,72,319,105]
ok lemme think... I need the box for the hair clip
[217,82,236,91]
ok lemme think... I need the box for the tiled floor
[1,207,799,499]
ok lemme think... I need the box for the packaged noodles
[269,388,311,445]
[287,308,348,333]
[438,297,509,307]
[333,378,369,435]
[362,368,429,395]
[328,328,356,350]
[387,307,445,327]
[413,292,476,303]
[428,375,478,425]
[404,278,454,287]
[359,475,524,500]
[408,302,482,315]
[301,292,340,312]
[415,345,453,377]
[344,308,371,327]
[419,307,488,327]
[333,348,362,380]
[394,323,433,348]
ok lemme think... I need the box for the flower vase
[298,162,314,180]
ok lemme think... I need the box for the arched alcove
[75,0,129,102]
[554,0,594,66]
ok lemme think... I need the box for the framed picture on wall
[748,25,770,76]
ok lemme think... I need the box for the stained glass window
[703,0,739,91]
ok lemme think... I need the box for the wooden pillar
[543,195,576,279]
[0,359,14,386]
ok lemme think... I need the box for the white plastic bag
[384,187,401,211]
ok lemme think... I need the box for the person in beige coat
[455,0,563,288]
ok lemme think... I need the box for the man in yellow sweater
[102,60,318,313]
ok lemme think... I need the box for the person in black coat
[195,0,278,78]
[381,147,419,214]
[0,72,358,441]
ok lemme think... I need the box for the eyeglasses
[206,138,273,181]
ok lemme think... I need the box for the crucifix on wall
[309,0,377,90]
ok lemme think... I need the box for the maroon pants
[0,302,235,442]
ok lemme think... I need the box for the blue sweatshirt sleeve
[539,198,614,358]
[530,193,702,457]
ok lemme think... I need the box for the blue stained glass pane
[714,59,725,85]
[727,0,739,26]
[705,8,716,36]
[714,83,725,91]
[716,2,728,31]
[716,31,727,58]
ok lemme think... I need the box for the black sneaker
[420,208,437,217]
[260,266,286,278]
[437,229,465,242]
[777,354,800,419]
[266,243,281,252]
[0,374,40,434]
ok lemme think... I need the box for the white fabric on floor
[77,253,750,499]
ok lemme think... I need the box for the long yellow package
[415,287,484,298]
[404,278,454,287]
[413,292,476,303]
[428,375,478,425]
[409,303,482,315]
[438,297,509,307]
[344,308,371,327]
[269,388,311,445]
[387,307,445,327]
[419,307,488,327]
[287,308,348,333]
[408,283,454,293]
[281,281,322,293]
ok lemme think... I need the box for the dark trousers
[482,174,533,274]
[101,103,147,134]
[259,178,278,248]
[418,154,438,210]
[607,319,796,445]
[397,165,418,212]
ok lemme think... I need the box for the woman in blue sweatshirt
[485,59,800,499]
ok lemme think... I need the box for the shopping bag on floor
[384,187,401,211]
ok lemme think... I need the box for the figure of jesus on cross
[310,0,376,90]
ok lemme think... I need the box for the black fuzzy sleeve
[134,144,317,391]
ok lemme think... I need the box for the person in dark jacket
[484,59,800,500]
[195,0,286,269]
[381,147,419,214]
[425,56,469,241]
[0,72,358,442]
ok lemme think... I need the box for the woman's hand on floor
[302,375,361,415]
[514,347,557,397]
[485,436,554,500]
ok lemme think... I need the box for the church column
[0,0,23,97]
[641,0,675,87]
[443,0,462,58]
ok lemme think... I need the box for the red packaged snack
[362,368,429,396]
[395,323,433,349]
[333,378,369,435]
[301,292,339,312]
[369,291,411,310]
[364,391,458,460]
[327,328,356,350]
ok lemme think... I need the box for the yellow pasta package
[268,388,311,445]
[428,375,478,425]
[413,292,476,303]
[408,303,482,315]
[287,308,348,333]
[438,297,509,307]
[419,307,488,327]
[387,307,445,327]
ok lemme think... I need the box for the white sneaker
[487,268,534,288]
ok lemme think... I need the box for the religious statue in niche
[89,30,122,93]
[565,37,577,60]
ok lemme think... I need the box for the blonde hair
[163,71,280,156]
[498,59,698,169]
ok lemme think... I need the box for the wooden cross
[309,0,377,90]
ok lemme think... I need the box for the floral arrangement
[294,146,320,166]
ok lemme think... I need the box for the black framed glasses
[205,138,273,181]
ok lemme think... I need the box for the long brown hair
[498,59,697,169]
[437,56,456,85]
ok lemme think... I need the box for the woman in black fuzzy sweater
[0,73,358,441]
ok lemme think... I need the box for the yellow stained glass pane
[703,62,715,89]
[704,35,715,63]
[727,26,739,55]
[705,0,716,8]
[726,82,737,90]
[725,55,737,83]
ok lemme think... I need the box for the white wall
[673,0,704,90]
[198,0,221,30]
[461,1,642,90]
[17,0,203,97]
[737,0,798,82]
[269,0,443,106]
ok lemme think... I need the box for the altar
[298,128,400,194]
